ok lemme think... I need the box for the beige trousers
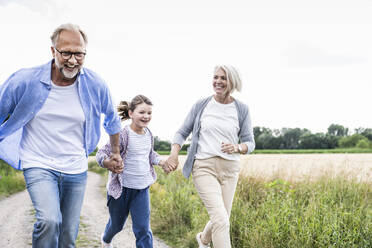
[192,157,240,248]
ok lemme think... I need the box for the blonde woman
[166,65,255,248]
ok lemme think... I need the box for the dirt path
[0,172,171,248]
[0,190,34,247]
[78,172,171,248]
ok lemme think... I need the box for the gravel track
[0,172,171,248]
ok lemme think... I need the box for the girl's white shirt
[122,126,155,189]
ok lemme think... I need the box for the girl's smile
[129,103,152,134]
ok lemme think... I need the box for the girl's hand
[159,160,171,174]
[221,142,238,154]
[165,155,179,171]
[103,156,124,174]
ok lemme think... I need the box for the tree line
[154,124,372,151]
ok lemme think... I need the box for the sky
[0,0,371,147]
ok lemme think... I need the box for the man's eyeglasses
[54,47,86,60]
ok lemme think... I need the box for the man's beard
[55,60,80,79]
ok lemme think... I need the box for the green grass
[150,167,372,248]
[156,148,372,155]
[156,150,187,155]
[0,160,26,197]
[88,161,107,175]
[252,148,372,154]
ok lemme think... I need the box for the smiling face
[51,29,86,84]
[129,103,153,132]
[213,67,230,97]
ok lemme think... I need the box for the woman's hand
[221,142,238,154]
[159,160,171,174]
[165,155,179,172]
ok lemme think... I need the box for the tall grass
[150,167,372,248]
[0,160,25,197]
[156,148,372,155]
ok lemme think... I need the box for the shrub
[338,134,368,148]
[356,139,371,149]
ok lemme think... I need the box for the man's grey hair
[214,65,243,94]
[50,23,88,47]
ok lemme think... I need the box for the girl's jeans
[103,186,153,248]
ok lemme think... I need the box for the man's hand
[103,153,123,174]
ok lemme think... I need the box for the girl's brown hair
[117,95,153,121]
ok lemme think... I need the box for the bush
[338,134,368,148]
[356,139,371,149]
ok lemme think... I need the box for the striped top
[122,127,155,189]
[96,125,161,199]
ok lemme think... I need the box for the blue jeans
[103,187,153,248]
[23,168,87,248]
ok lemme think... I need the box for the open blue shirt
[0,60,122,170]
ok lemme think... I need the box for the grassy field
[0,160,25,198]
[252,148,372,154]
[1,158,371,247]
[151,167,372,248]
[156,148,372,155]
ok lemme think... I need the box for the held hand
[221,142,238,154]
[165,155,179,171]
[159,160,171,174]
[103,153,123,174]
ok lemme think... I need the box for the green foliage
[87,161,107,175]
[0,160,25,197]
[150,167,209,247]
[151,169,372,248]
[156,150,187,155]
[338,134,368,148]
[154,136,190,152]
[327,124,348,137]
[254,124,372,150]
[356,139,371,149]
[154,136,171,151]
[89,147,98,156]
[355,128,372,142]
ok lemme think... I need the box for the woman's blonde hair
[117,95,153,121]
[214,65,242,95]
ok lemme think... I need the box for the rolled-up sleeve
[101,86,121,135]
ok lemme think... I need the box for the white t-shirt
[122,127,154,189]
[195,97,240,161]
[20,81,87,174]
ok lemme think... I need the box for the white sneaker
[196,232,210,248]
[101,233,113,248]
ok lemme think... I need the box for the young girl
[96,95,170,248]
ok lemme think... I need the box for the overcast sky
[0,0,371,146]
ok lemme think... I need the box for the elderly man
[0,23,123,247]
